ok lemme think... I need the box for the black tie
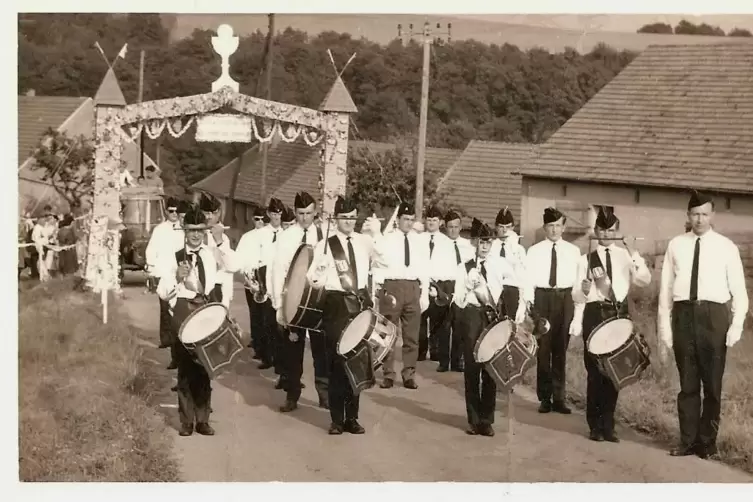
[347,236,358,288]
[301,230,307,245]
[429,235,434,258]
[404,233,410,267]
[549,243,557,288]
[605,248,613,282]
[479,259,487,280]
[272,230,277,243]
[500,241,506,258]
[189,251,206,292]
[454,241,461,264]
[690,237,700,301]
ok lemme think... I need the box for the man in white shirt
[145,196,185,368]
[199,192,239,307]
[490,207,527,318]
[524,207,581,414]
[372,202,430,389]
[658,190,749,459]
[443,210,475,372]
[571,208,651,442]
[156,204,217,437]
[271,191,327,412]
[307,195,379,435]
[236,198,284,370]
[31,206,57,282]
[453,218,525,437]
[418,206,456,365]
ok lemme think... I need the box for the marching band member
[571,208,651,443]
[524,207,580,414]
[145,196,185,369]
[268,204,296,387]
[489,207,527,318]
[199,192,239,307]
[271,191,328,412]
[252,207,267,230]
[156,204,217,437]
[371,202,430,390]
[418,206,456,367]
[658,191,749,459]
[444,210,475,372]
[281,205,296,230]
[453,218,525,437]
[307,196,378,435]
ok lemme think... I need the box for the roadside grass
[19,277,180,481]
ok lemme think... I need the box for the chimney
[26,89,35,97]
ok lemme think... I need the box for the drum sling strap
[466,258,499,323]
[587,250,618,305]
[328,235,362,316]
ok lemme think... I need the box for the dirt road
[122,278,752,483]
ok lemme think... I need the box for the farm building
[519,43,753,253]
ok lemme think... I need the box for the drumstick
[323,216,332,256]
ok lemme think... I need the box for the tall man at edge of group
[571,207,651,442]
[524,207,580,414]
[371,201,430,390]
[658,190,749,459]
[271,191,328,412]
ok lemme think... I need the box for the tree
[728,28,753,37]
[674,20,725,36]
[30,128,95,208]
[637,23,673,34]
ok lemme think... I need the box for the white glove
[429,286,437,298]
[465,269,480,290]
[514,303,526,325]
[726,324,743,347]
[276,308,287,328]
[568,320,582,337]
[420,292,429,313]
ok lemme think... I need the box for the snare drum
[282,245,327,331]
[473,319,538,392]
[587,317,650,390]
[337,308,398,394]
[178,303,249,379]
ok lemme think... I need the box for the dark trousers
[172,299,212,427]
[322,293,361,424]
[459,304,496,426]
[210,284,223,304]
[534,288,574,404]
[672,301,730,449]
[246,291,279,367]
[282,326,329,402]
[419,300,450,361]
[381,279,421,381]
[245,289,262,353]
[583,302,627,434]
[499,286,520,320]
[446,304,465,369]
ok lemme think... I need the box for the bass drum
[282,244,327,331]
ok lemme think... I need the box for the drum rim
[282,244,313,321]
[586,316,635,357]
[473,318,513,363]
[337,309,375,356]
[178,302,229,346]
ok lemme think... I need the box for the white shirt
[573,245,652,304]
[524,237,581,302]
[204,229,239,284]
[658,230,749,340]
[452,255,519,310]
[419,230,457,281]
[372,230,430,287]
[156,245,218,309]
[307,231,375,291]
[489,231,527,287]
[448,236,475,266]
[236,224,283,275]
[31,223,56,250]
[270,223,324,310]
[145,220,183,278]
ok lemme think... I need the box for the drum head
[588,318,634,355]
[283,245,312,322]
[338,311,372,355]
[180,304,227,344]
[475,320,513,363]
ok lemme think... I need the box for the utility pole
[138,49,146,182]
[260,13,275,205]
[397,21,451,218]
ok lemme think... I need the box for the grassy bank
[19,278,180,481]
[525,271,753,473]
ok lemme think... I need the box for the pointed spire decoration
[319,75,358,114]
[95,67,126,107]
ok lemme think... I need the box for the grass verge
[19,277,180,481]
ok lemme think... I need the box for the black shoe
[251,354,262,360]
[589,430,604,442]
[279,400,298,413]
[258,362,273,370]
[166,361,178,370]
[436,365,449,373]
[430,354,439,362]
[179,424,193,436]
[318,396,330,410]
[451,366,464,373]
[344,419,365,434]
[478,424,495,437]
[380,378,394,389]
[603,432,620,443]
[275,378,286,390]
[195,422,215,436]
[670,444,697,457]
[552,401,572,414]
[696,444,719,459]
[538,400,552,413]
[328,423,344,435]
[465,425,478,435]
[171,385,178,392]
[403,379,418,390]
[417,354,427,361]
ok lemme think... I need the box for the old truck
[119,184,166,281]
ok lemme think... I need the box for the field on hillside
[169,13,752,53]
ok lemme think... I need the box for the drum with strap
[586,317,650,390]
[282,244,327,331]
[473,318,538,392]
[178,302,249,379]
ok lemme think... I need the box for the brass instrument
[430,280,451,307]
[252,266,268,303]
[472,269,500,325]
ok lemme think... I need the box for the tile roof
[439,140,538,225]
[18,96,89,163]
[522,43,753,195]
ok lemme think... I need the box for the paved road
[122,277,753,483]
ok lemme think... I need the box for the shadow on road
[368,392,469,432]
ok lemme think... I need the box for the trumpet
[520,303,551,338]
[244,267,269,303]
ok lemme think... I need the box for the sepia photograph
[13,1,753,493]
